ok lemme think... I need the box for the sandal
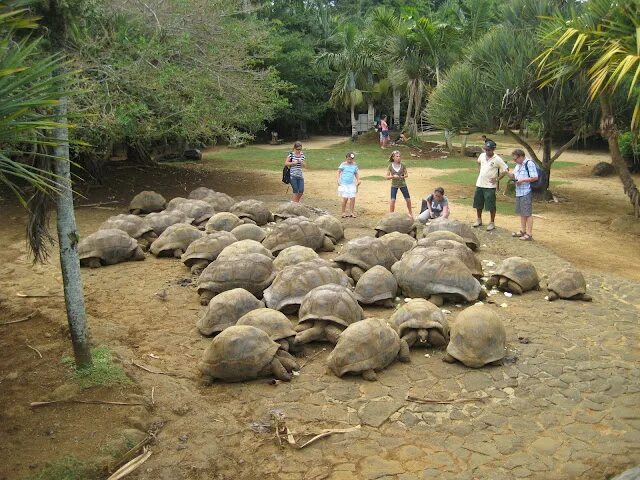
[512,231,525,238]
[341,214,349,218]
[519,234,533,241]
[350,213,357,218]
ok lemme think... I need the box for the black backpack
[524,160,547,192]
[282,165,290,184]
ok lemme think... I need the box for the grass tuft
[62,346,132,389]
[361,175,386,181]
[24,456,96,480]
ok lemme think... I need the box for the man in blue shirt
[508,149,538,241]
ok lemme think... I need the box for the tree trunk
[404,82,415,132]
[350,103,357,139]
[600,95,640,217]
[367,102,374,130]
[393,87,400,128]
[461,134,468,156]
[54,96,92,368]
[435,64,441,86]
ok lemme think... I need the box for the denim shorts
[391,186,410,200]
[290,175,304,194]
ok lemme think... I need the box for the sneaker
[472,219,482,228]
[486,222,495,231]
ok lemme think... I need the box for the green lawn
[453,197,517,216]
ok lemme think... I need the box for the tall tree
[536,0,640,216]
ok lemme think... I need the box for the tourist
[337,152,361,217]
[508,149,538,241]
[472,139,509,231]
[379,114,390,149]
[285,141,305,202]
[386,150,413,218]
[417,187,450,224]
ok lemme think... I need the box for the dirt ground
[0,137,639,480]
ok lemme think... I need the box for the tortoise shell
[409,240,482,278]
[149,223,204,257]
[181,231,237,267]
[389,299,449,340]
[392,253,481,302]
[197,252,275,298]
[298,284,363,329]
[236,308,296,343]
[422,219,479,251]
[230,199,272,225]
[272,245,319,271]
[327,318,401,377]
[375,212,417,237]
[78,229,142,266]
[144,210,193,235]
[99,214,154,239]
[263,260,352,312]
[334,236,396,271]
[420,230,466,247]
[378,231,417,261]
[354,266,398,304]
[273,202,315,221]
[129,190,166,214]
[166,198,215,225]
[447,305,506,368]
[547,268,587,299]
[313,215,344,243]
[262,217,328,255]
[217,239,274,261]
[196,288,265,336]
[230,223,267,242]
[205,212,243,233]
[491,257,539,292]
[198,325,280,381]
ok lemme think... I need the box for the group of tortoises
[77,190,593,383]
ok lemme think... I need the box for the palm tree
[536,0,640,216]
[1,0,92,367]
[322,22,375,138]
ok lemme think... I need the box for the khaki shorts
[473,187,497,212]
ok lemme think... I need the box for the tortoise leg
[132,246,145,261]
[190,260,208,276]
[351,266,365,283]
[577,293,592,302]
[293,324,325,346]
[428,295,444,307]
[398,339,411,362]
[276,339,290,352]
[428,330,447,348]
[276,350,300,371]
[374,230,383,238]
[402,330,418,348]
[320,236,335,252]
[269,358,292,382]
[382,298,395,308]
[506,280,523,295]
[201,374,215,385]
[137,238,150,252]
[362,369,378,381]
[199,290,215,306]
[416,328,429,344]
[442,353,457,364]
[547,291,559,301]
[87,257,102,268]
[478,288,487,300]
[173,248,184,259]
[325,324,344,344]
[131,209,141,215]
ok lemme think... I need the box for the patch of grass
[203,142,426,171]
[62,346,132,389]
[552,161,579,169]
[24,456,97,480]
[361,175,386,181]
[433,169,479,186]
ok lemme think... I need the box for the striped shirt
[288,152,305,178]
[514,159,538,197]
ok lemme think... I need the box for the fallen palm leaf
[406,395,483,405]
[299,348,326,369]
[131,360,190,379]
[106,448,152,480]
[16,292,62,298]
[26,343,43,358]
[297,425,361,449]
[0,310,38,325]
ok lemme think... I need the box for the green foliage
[454,197,516,216]
[24,456,96,480]
[619,131,640,172]
[62,346,131,389]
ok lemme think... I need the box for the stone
[531,436,562,454]
[563,462,591,476]
[358,399,404,427]
[394,445,423,461]
[463,441,500,458]
[512,467,532,478]
[360,457,404,479]
[459,371,493,391]
[399,411,421,427]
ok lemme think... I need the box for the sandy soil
[0,136,638,480]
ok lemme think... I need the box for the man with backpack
[508,148,539,241]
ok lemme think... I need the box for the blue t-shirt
[338,162,359,185]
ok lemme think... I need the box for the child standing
[386,150,413,218]
[285,141,305,202]
[337,152,361,217]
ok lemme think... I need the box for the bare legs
[292,192,303,203]
[341,197,356,217]
[521,215,533,236]
[390,198,413,218]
